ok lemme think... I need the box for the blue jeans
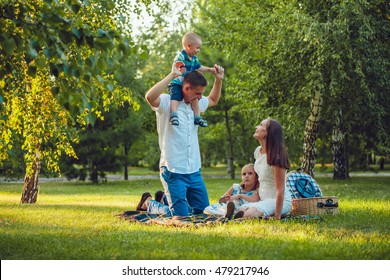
[168,84,183,101]
[147,199,171,216]
[159,166,209,216]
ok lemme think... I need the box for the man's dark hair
[183,71,208,87]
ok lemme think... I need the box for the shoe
[154,190,164,203]
[233,211,244,219]
[136,192,152,211]
[225,201,235,220]
[194,115,207,127]
[170,113,179,126]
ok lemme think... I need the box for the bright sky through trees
[128,0,192,37]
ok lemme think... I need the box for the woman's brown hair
[265,119,290,169]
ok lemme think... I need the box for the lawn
[0,176,389,260]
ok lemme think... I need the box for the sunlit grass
[0,177,389,260]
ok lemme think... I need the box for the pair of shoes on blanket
[136,192,152,211]
[225,202,244,220]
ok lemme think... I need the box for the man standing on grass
[145,62,224,216]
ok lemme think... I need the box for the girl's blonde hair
[241,163,259,191]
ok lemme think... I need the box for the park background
[0,0,389,260]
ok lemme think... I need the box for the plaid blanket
[117,211,230,227]
[117,211,322,227]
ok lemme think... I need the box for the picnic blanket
[116,210,322,227]
[117,211,230,227]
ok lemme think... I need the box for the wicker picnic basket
[292,196,339,216]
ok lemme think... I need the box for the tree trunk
[301,91,323,177]
[91,164,98,184]
[224,108,235,179]
[241,117,251,164]
[379,157,385,170]
[367,152,373,165]
[124,143,129,180]
[21,149,41,204]
[332,108,349,179]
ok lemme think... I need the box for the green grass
[0,177,389,260]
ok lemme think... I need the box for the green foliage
[194,0,316,165]
[194,0,390,169]
[59,103,145,182]
[300,0,390,168]
[0,0,145,176]
[1,0,388,180]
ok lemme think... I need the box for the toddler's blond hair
[182,32,201,48]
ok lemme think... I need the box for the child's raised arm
[198,66,217,74]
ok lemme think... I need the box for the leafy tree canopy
[0,0,149,175]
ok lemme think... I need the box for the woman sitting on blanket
[203,163,260,218]
[228,118,292,220]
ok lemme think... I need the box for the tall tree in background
[1,0,387,192]
[299,0,390,178]
[196,0,322,173]
[301,91,323,177]
[0,0,146,202]
[195,0,389,177]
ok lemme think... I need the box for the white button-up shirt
[152,94,209,174]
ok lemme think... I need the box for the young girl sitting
[203,163,260,218]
